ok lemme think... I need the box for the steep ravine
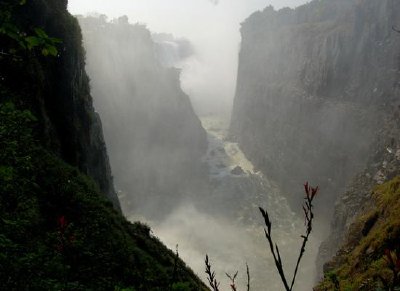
[129,115,321,291]
[79,15,323,289]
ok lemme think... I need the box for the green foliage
[316,177,400,290]
[0,102,207,290]
[0,1,206,289]
[0,1,62,57]
[172,282,192,291]
[25,28,62,56]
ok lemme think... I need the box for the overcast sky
[68,0,309,115]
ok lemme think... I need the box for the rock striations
[78,16,208,219]
[231,0,400,211]
[230,0,400,283]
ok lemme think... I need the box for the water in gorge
[126,115,320,290]
[73,6,323,290]
[5,1,398,290]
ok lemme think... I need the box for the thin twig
[205,255,220,291]
[225,271,238,291]
[259,182,318,291]
[289,183,317,290]
[259,207,291,290]
[246,263,250,291]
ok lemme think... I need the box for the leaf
[46,45,58,56]
[25,36,42,49]
[50,37,63,44]
[34,27,48,38]
[2,218,18,226]
[41,48,49,56]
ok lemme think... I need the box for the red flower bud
[304,182,310,196]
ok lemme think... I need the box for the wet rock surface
[231,166,245,175]
[230,0,400,220]
[317,105,400,276]
[228,0,400,278]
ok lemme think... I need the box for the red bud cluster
[56,215,75,253]
[304,182,319,200]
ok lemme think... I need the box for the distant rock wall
[79,16,207,219]
[230,0,400,273]
[231,0,400,215]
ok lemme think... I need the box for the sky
[68,0,309,115]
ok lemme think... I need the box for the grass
[316,176,400,290]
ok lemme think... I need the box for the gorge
[1,0,399,290]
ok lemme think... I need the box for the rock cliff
[0,1,207,289]
[316,104,400,288]
[230,0,400,280]
[78,16,208,219]
[231,0,400,219]
[0,0,119,209]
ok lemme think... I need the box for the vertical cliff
[0,0,119,209]
[0,1,207,289]
[316,104,400,289]
[230,0,400,282]
[78,16,208,219]
[230,0,400,219]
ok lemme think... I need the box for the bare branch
[246,263,250,291]
[205,255,220,291]
[259,207,291,290]
[260,182,319,291]
[225,271,238,291]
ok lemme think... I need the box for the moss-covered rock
[316,176,400,290]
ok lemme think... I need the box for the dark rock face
[231,0,400,216]
[318,104,400,276]
[231,166,245,175]
[78,16,207,219]
[230,0,400,274]
[0,0,119,209]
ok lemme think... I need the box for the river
[128,115,320,290]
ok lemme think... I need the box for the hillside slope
[316,175,400,290]
[0,0,207,289]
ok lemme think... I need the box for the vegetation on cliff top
[317,176,400,290]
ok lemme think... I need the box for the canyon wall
[231,0,400,218]
[78,16,208,219]
[230,0,400,276]
[0,0,120,209]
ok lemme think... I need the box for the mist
[68,0,308,115]
[67,1,325,290]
